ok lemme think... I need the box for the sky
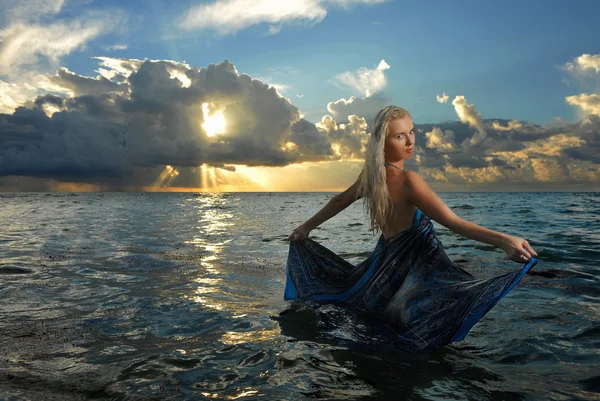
[0,0,599,192]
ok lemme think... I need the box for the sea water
[0,192,598,400]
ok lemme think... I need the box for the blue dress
[284,209,538,352]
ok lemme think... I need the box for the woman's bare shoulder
[401,170,426,192]
[404,169,423,180]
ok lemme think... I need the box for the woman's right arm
[287,177,363,242]
[404,171,537,262]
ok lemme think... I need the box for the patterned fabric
[284,209,538,352]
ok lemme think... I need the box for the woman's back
[382,170,417,240]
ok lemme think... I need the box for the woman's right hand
[288,225,311,242]
[500,235,538,263]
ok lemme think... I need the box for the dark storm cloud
[209,164,236,172]
[413,116,599,178]
[563,147,600,163]
[0,59,344,187]
[562,115,600,163]
[34,94,65,109]
[290,118,334,159]
[0,105,129,178]
[445,152,489,169]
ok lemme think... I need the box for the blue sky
[58,0,600,124]
[0,0,599,191]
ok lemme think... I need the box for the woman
[284,105,538,352]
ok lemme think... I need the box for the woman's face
[384,116,415,162]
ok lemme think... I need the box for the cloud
[451,95,486,145]
[0,0,67,24]
[565,53,600,74]
[316,114,368,158]
[0,79,40,114]
[0,59,352,191]
[326,92,389,122]
[436,92,449,104]
[562,115,600,163]
[93,56,144,79]
[485,121,597,183]
[566,93,600,116]
[179,0,386,35]
[0,58,194,114]
[0,9,126,78]
[93,56,193,87]
[424,127,457,152]
[289,118,334,159]
[407,110,600,191]
[491,119,523,131]
[334,59,390,96]
[413,119,526,172]
[529,158,569,182]
[0,21,101,75]
[48,67,128,96]
[2,52,599,192]
[103,44,128,51]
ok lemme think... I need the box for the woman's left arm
[404,171,537,262]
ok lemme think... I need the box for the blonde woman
[285,105,538,352]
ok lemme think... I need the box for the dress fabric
[284,209,538,352]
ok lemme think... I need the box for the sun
[201,103,226,137]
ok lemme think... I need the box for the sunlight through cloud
[201,103,226,137]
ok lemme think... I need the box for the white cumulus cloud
[566,93,600,116]
[425,127,457,152]
[334,59,390,96]
[565,53,600,74]
[180,0,386,35]
[436,92,449,104]
[316,114,368,158]
[451,95,486,145]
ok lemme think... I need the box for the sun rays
[152,165,180,187]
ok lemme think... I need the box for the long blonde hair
[357,105,411,233]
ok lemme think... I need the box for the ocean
[0,192,599,400]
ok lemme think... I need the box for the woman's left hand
[500,235,538,263]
